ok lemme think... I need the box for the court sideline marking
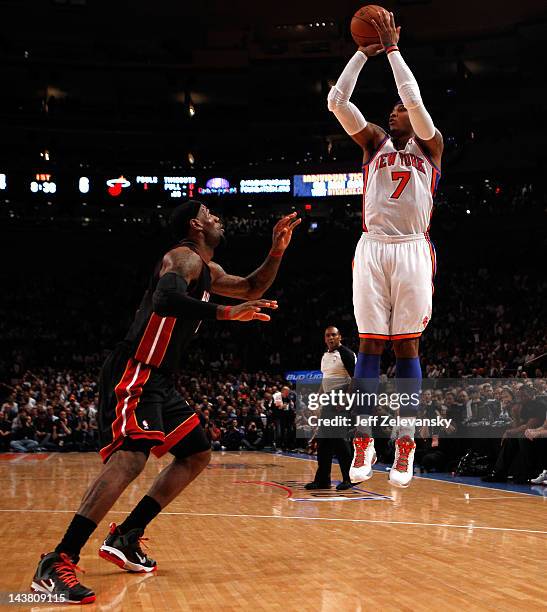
[0,508,544,535]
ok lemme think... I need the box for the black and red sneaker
[31,552,96,604]
[99,523,157,573]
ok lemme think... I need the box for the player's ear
[189,217,203,232]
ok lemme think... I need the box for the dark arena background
[1,1,546,610]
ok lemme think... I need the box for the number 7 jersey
[362,135,441,235]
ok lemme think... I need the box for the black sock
[118,495,162,534]
[55,514,97,560]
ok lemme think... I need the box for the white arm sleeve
[327,51,368,136]
[387,50,435,140]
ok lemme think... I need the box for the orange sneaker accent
[99,549,126,570]
[52,553,87,589]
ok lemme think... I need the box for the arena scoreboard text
[293,173,363,197]
[1,170,368,203]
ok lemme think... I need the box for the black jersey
[124,240,211,372]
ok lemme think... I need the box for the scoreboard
[1,169,366,204]
[240,179,291,194]
[30,173,57,194]
[104,175,196,199]
[293,173,363,197]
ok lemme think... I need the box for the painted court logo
[236,480,392,503]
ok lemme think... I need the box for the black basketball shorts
[98,344,209,463]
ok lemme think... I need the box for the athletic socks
[353,353,381,434]
[395,356,422,438]
[117,495,162,534]
[355,352,381,380]
[55,514,98,561]
[54,496,161,560]
[353,353,422,438]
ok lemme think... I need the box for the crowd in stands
[0,369,296,455]
[1,369,100,453]
[1,179,545,487]
[2,367,546,486]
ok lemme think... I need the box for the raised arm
[327,44,387,158]
[154,246,277,322]
[210,213,301,300]
[372,10,443,166]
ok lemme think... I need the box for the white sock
[398,416,416,440]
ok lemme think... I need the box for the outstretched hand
[371,10,401,48]
[271,212,301,253]
[226,299,278,322]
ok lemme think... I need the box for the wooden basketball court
[1,451,545,611]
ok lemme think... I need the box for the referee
[305,326,356,491]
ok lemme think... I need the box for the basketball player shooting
[30,201,300,604]
[327,9,443,487]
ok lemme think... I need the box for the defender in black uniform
[97,237,214,466]
[31,200,300,604]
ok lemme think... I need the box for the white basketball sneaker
[349,436,377,483]
[530,470,547,485]
[389,435,416,488]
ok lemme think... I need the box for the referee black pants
[314,437,353,485]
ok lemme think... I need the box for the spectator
[480,383,501,421]
[482,386,545,483]
[498,386,516,422]
[525,414,547,485]
[241,422,264,451]
[0,410,12,451]
[221,419,243,451]
[34,406,53,447]
[2,400,18,420]
[10,415,40,453]
[11,407,29,432]
[52,410,73,451]
[73,408,91,450]
[271,386,296,451]
[206,421,222,451]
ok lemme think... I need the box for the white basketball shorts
[352,232,436,340]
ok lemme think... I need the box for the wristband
[217,306,233,320]
[385,45,399,55]
[269,249,284,258]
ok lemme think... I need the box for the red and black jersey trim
[134,313,177,368]
[99,358,163,463]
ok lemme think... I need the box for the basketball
[350,4,385,46]
[2,0,545,609]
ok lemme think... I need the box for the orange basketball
[350,5,385,47]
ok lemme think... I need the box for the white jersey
[362,136,441,235]
[320,348,353,392]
